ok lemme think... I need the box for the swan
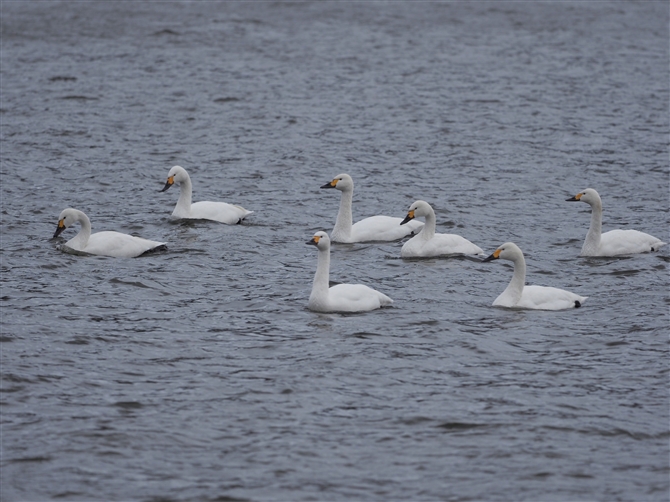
[161,165,253,224]
[482,242,587,310]
[400,200,484,258]
[307,231,393,312]
[320,173,423,242]
[53,208,167,258]
[567,188,666,256]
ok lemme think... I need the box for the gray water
[1,2,669,501]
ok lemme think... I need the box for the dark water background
[1,2,668,501]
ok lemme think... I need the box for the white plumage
[307,231,393,313]
[161,165,252,224]
[400,200,483,258]
[483,242,587,310]
[53,208,166,258]
[567,188,666,256]
[321,173,423,243]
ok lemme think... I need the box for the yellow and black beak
[307,235,321,246]
[400,210,415,226]
[320,179,338,189]
[566,192,582,202]
[482,248,501,262]
[53,218,66,238]
[160,175,175,192]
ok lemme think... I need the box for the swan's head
[161,165,189,192]
[482,242,523,262]
[53,208,79,238]
[321,173,353,192]
[306,231,331,250]
[566,188,601,206]
[401,200,431,225]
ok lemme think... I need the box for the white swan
[483,242,587,310]
[307,231,393,313]
[161,165,253,224]
[567,188,666,256]
[400,200,484,258]
[320,173,423,243]
[53,208,167,258]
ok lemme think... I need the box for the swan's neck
[501,254,526,305]
[332,189,353,241]
[310,247,331,305]
[418,207,437,240]
[67,210,92,251]
[174,176,193,218]
[582,201,602,255]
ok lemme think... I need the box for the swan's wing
[350,215,423,242]
[518,285,587,310]
[328,283,393,312]
[600,229,667,255]
[190,201,252,224]
[420,233,484,256]
[85,231,166,258]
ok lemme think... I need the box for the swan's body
[53,208,167,258]
[567,188,666,256]
[307,231,393,313]
[400,200,483,258]
[321,173,423,243]
[161,165,252,224]
[483,242,587,310]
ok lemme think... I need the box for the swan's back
[323,283,393,312]
[80,231,166,258]
[350,215,423,242]
[402,232,483,258]
[189,201,253,224]
[494,285,587,310]
[597,229,667,256]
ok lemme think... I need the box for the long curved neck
[174,176,193,217]
[419,207,437,240]
[311,247,331,299]
[583,200,602,254]
[332,189,353,240]
[68,210,92,250]
[501,253,526,304]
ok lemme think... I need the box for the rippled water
[2,2,668,501]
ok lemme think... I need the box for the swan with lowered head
[566,188,666,256]
[400,200,483,258]
[320,173,423,243]
[53,208,167,258]
[161,165,253,224]
[483,242,587,310]
[307,231,393,313]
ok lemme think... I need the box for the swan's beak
[320,179,337,189]
[482,249,501,262]
[566,193,582,201]
[307,235,321,246]
[53,219,66,238]
[160,176,174,192]
[400,210,415,225]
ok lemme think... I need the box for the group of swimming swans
[53,166,254,258]
[53,168,666,313]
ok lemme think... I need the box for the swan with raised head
[53,208,167,258]
[320,173,423,243]
[307,231,393,313]
[400,200,483,258]
[161,165,252,224]
[483,242,587,310]
[567,188,666,256]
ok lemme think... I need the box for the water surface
[1,2,668,501]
